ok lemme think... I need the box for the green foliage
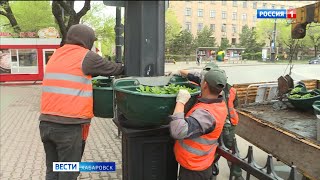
[136,84,198,94]
[242,52,262,60]
[290,87,302,94]
[306,23,320,57]
[165,54,196,62]
[0,1,57,33]
[81,2,116,56]
[239,25,264,53]
[288,94,301,99]
[219,38,230,51]
[194,26,216,47]
[169,30,194,55]
[165,9,182,53]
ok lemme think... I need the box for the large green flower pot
[113,77,201,128]
[92,76,114,118]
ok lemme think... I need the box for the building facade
[168,1,316,45]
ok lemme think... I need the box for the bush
[165,54,196,62]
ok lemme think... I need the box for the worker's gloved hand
[176,89,191,105]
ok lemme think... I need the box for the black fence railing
[216,136,300,180]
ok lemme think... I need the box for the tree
[52,0,91,45]
[219,38,230,51]
[0,0,20,33]
[239,25,264,53]
[81,2,115,56]
[165,9,181,54]
[306,23,320,57]
[194,26,216,47]
[169,29,194,55]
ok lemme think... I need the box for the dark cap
[65,24,97,50]
[204,69,227,89]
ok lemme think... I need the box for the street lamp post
[270,19,277,62]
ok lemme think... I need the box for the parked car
[309,57,320,64]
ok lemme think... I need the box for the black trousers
[179,164,215,180]
[39,121,85,180]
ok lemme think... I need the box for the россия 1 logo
[257,9,296,19]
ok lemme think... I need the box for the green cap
[203,62,219,71]
[204,69,227,89]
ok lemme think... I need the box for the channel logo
[53,162,116,172]
[257,9,296,19]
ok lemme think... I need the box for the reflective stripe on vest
[44,73,91,84]
[178,137,218,156]
[42,86,92,97]
[43,73,92,97]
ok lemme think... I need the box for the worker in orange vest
[172,63,243,180]
[169,69,228,180]
[39,24,124,180]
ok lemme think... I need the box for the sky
[74,1,123,17]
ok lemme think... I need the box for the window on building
[233,0,237,7]
[221,24,226,32]
[232,38,237,45]
[281,5,285,9]
[253,2,257,9]
[263,3,267,8]
[242,13,247,20]
[210,1,215,4]
[210,24,215,31]
[271,4,275,9]
[210,10,216,18]
[198,23,204,31]
[198,1,202,3]
[222,1,226,6]
[289,6,293,9]
[198,9,203,17]
[0,49,38,74]
[232,24,237,33]
[243,1,247,8]
[186,22,192,31]
[222,11,227,19]
[185,8,192,16]
[232,12,237,20]
[253,14,257,22]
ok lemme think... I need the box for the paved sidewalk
[0,85,122,180]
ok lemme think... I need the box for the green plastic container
[92,76,114,118]
[288,90,320,111]
[113,78,201,128]
[313,101,320,117]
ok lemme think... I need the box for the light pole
[270,19,277,62]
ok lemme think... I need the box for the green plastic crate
[113,77,201,128]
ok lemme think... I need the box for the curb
[0,81,42,86]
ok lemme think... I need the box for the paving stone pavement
[0,85,122,180]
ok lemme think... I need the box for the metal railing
[216,136,301,180]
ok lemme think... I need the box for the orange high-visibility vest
[191,80,239,125]
[41,44,93,119]
[174,101,227,171]
[227,87,239,125]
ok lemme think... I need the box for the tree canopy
[194,26,216,47]
[239,25,264,53]
[0,1,56,34]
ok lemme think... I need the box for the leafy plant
[301,94,314,99]
[136,84,198,94]
[290,87,302,94]
[288,94,301,99]
[92,79,99,87]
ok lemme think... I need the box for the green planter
[113,77,201,128]
[288,90,320,111]
[313,101,320,118]
[92,76,114,118]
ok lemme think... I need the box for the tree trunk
[0,0,21,34]
[315,45,318,57]
[52,0,91,46]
